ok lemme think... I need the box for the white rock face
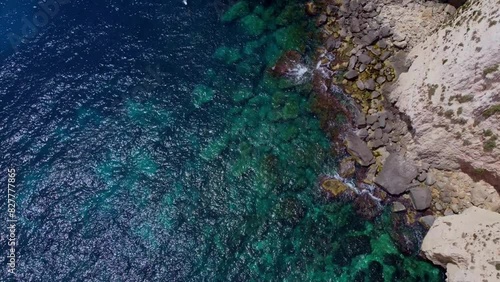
[378,1,451,48]
[421,207,500,282]
[387,0,500,187]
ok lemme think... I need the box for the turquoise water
[0,0,443,280]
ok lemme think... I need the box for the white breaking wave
[287,64,311,84]
[329,173,383,205]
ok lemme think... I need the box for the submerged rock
[192,84,215,108]
[221,1,250,23]
[240,14,266,36]
[390,212,427,255]
[270,50,302,77]
[305,2,317,16]
[354,192,382,220]
[321,178,348,197]
[272,197,306,227]
[421,207,500,282]
[333,235,372,267]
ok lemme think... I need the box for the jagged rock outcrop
[386,0,500,190]
[421,207,500,282]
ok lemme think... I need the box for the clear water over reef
[0,0,444,280]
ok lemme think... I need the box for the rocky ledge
[421,207,500,282]
[386,0,500,195]
[312,0,464,218]
[310,0,500,278]
[312,0,499,214]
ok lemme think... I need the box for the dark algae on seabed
[0,0,444,281]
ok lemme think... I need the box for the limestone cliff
[387,0,500,189]
[421,207,500,282]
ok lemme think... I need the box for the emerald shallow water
[0,0,443,280]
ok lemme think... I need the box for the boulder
[418,215,435,228]
[358,53,372,64]
[393,40,408,49]
[325,5,337,16]
[348,55,357,69]
[345,132,375,166]
[344,70,359,80]
[366,114,378,124]
[378,114,386,128]
[351,18,361,33]
[371,91,381,99]
[379,25,392,38]
[316,14,328,27]
[356,114,366,128]
[325,36,340,51]
[392,201,406,212]
[444,4,457,15]
[443,208,455,216]
[409,187,432,210]
[381,133,389,143]
[370,121,380,130]
[356,80,365,90]
[380,51,391,61]
[363,2,375,12]
[421,207,500,282]
[417,171,427,182]
[357,128,369,139]
[368,139,384,149]
[367,46,381,56]
[377,39,388,49]
[364,78,376,90]
[376,76,386,84]
[393,33,406,42]
[375,154,418,195]
[361,32,379,46]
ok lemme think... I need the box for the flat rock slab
[421,207,500,282]
[345,132,375,166]
[375,154,418,195]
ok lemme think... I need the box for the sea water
[0,0,444,280]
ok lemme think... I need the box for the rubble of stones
[313,0,456,227]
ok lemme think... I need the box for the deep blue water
[0,0,444,281]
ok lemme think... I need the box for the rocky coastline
[307,0,500,280]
